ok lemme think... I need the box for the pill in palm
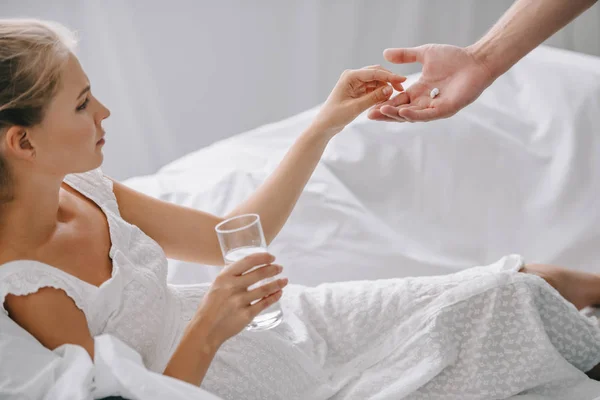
[430,88,440,99]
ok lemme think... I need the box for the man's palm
[368,44,493,122]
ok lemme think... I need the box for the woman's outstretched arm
[112,126,332,266]
[114,67,405,266]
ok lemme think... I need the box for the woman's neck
[0,175,66,259]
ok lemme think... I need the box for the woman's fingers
[349,68,406,87]
[239,263,283,288]
[225,252,275,276]
[365,81,385,92]
[372,91,410,110]
[353,85,393,110]
[247,290,284,316]
[363,65,405,91]
[354,81,385,97]
[243,278,288,303]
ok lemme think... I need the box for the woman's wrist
[187,316,222,354]
[163,316,220,385]
[306,120,341,143]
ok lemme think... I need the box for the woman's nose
[96,99,111,121]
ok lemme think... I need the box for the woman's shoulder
[64,167,121,217]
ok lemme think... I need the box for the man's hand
[368,44,495,122]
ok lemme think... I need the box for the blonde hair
[0,18,77,201]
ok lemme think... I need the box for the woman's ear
[4,126,36,160]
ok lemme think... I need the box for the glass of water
[215,213,283,331]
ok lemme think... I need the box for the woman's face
[25,52,111,176]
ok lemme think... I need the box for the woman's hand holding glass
[192,252,288,349]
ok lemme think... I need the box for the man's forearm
[468,0,597,79]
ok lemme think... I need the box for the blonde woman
[1,19,599,400]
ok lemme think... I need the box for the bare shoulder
[5,286,94,358]
[109,178,157,221]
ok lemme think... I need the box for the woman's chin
[93,150,104,167]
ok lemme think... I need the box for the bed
[2,45,600,399]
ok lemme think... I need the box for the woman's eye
[77,98,90,111]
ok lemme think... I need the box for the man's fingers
[367,91,410,122]
[376,105,407,122]
[367,108,403,122]
[383,47,425,64]
[377,91,410,108]
[397,106,443,122]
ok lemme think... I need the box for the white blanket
[0,317,219,399]
[197,255,600,399]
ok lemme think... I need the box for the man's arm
[469,0,598,78]
[371,0,598,123]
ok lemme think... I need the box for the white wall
[2,0,599,179]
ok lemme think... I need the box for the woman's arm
[112,127,331,266]
[222,127,330,246]
[237,66,404,247]
[114,67,403,266]
[161,318,219,385]
[111,181,226,266]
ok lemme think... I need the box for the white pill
[430,87,440,99]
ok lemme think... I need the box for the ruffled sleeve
[0,261,90,316]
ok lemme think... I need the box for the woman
[1,19,599,400]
